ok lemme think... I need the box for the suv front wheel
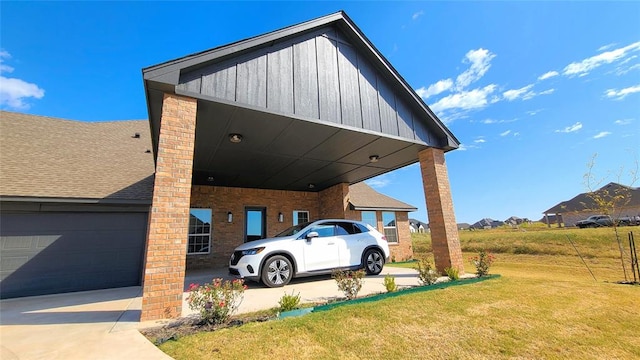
[261,255,293,287]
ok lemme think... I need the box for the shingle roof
[348,182,417,212]
[0,111,155,202]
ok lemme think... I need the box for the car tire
[261,255,292,287]
[363,249,384,275]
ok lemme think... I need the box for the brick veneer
[319,183,350,219]
[188,185,320,269]
[418,147,464,274]
[140,94,197,321]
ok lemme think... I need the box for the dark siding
[267,46,294,113]
[378,80,399,136]
[316,34,341,124]
[0,211,147,299]
[177,25,438,145]
[337,42,362,128]
[293,38,319,118]
[236,56,267,107]
[397,98,415,139]
[358,58,381,132]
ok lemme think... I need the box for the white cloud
[474,138,486,143]
[415,79,453,99]
[614,119,633,125]
[563,41,640,77]
[527,109,543,116]
[366,176,391,188]
[457,144,468,151]
[538,89,555,96]
[503,84,534,101]
[555,122,583,133]
[430,84,497,113]
[480,118,516,124]
[538,71,559,80]
[412,10,424,20]
[0,51,45,110]
[598,43,616,52]
[500,130,511,137]
[455,48,496,90]
[605,85,640,100]
[593,131,611,139]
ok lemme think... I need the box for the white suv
[228,219,390,287]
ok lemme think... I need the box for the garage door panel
[0,212,148,299]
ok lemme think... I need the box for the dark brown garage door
[0,212,148,299]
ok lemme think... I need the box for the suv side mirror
[306,231,319,242]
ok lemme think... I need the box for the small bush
[416,258,439,286]
[383,274,397,292]
[332,269,365,300]
[278,290,301,312]
[445,266,459,281]
[470,250,496,277]
[186,278,247,325]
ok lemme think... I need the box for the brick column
[418,148,464,274]
[141,93,197,321]
[319,183,350,219]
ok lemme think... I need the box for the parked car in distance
[575,215,613,228]
[617,215,640,226]
[228,219,390,287]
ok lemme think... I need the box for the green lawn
[158,227,640,359]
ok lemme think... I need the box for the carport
[141,11,463,320]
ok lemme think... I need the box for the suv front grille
[230,251,244,265]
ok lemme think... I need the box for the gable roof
[348,182,417,212]
[143,11,458,151]
[0,111,155,203]
[544,182,640,214]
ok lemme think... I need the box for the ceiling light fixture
[229,133,243,143]
[369,155,379,163]
[308,183,315,189]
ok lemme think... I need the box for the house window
[382,211,398,243]
[188,209,211,254]
[361,211,377,229]
[293,210,309,225]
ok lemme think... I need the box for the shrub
[416,258,439,285]
[383,274,397,292]
[332,269,365,300]
[470,250,496,277]
[445,266,460,281]
[186,278,247,325]
[278,290,301,312]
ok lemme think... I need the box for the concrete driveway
[1,266,419,359]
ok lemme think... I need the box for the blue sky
[1,1,639,224]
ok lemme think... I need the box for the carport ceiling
[191,99,427,191]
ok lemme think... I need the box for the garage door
[0,212,148,299]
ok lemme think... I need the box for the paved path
[0,266,419,359]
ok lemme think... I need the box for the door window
[245,207,266,242]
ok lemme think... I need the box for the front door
[245,207,266,242]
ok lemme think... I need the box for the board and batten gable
[176,26,435,146]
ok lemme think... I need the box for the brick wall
[188,185,320,269]
[319,183,349,219]
[419,148,464,274]
[141,94,197,321]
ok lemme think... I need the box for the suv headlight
[241,247,265,256]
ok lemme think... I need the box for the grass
[157,227,640,359]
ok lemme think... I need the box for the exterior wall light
[369,155,379,163]
[229,134,243,143]
[278,212,284,222]
[227,211,233,223]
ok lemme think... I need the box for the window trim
[361,210,378,230]
[382,211,398,244]
[293,210,309,225]
[188,208,212,255]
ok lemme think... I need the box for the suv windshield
[275,222,312,237]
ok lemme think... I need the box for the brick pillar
[419,148,464,274]
[319,183,350,219]
[140,93,197,321]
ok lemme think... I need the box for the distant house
[457,223,471,230]
[470,218,504,229]
[543,182,640,227]
[409,218,428,233]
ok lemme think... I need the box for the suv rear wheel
[364,249,384,275]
